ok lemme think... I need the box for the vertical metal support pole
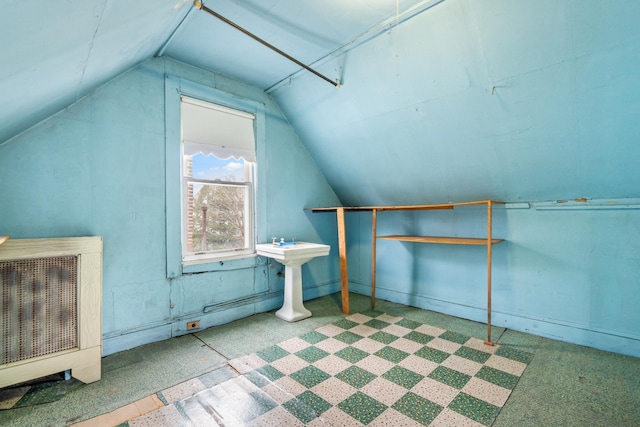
[370,209,378,309]
[337,208,350,314]
[485,201,495,346]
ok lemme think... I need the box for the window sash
[181,170,255,262]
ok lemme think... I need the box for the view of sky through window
[192,153,245,182]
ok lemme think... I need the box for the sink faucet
[271,237,298,246]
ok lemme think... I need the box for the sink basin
[256,242,330,322]
[255,242,330,264]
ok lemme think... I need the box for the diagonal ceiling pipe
[193,1,340,88]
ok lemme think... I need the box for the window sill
[182,252,257,274]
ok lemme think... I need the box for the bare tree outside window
[190,181,246,252]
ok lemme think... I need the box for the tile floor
[102,310,532,426]
[1,293,639,426]
[230,311,530,426]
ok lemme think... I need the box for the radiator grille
[1,256,78,365]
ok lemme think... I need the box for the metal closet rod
[194,1,340,88]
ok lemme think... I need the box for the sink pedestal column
[276,260,312,322]
[255,242,330,323]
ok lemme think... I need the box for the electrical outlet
[187,320,200,330]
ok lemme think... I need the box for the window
[180,96,256,263]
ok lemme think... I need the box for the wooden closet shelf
[307,200,505,213]
[378,235,504,245]
[309,200,504,345]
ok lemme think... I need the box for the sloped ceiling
[269,0,640,205]
[163,0,432,90]
[0,0,427,144]
[2,0,639,206]
[0,0,190,144]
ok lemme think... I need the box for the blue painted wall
[270,0,640,357]
[0,57,341,355]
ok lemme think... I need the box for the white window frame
[180,98,257,264]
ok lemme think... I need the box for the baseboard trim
[103,280,341,356]
[350,282,640,358]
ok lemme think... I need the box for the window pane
[190,152,247,182]
[187,182,248,254]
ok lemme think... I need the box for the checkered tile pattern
[224,311,533,426]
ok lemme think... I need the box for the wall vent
[0,237,102,388]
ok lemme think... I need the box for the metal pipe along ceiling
[193,1,340,88]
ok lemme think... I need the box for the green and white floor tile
[131,310,533,426]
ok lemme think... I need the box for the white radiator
[0,236,102,388]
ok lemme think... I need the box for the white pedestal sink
[256,242,330,322]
